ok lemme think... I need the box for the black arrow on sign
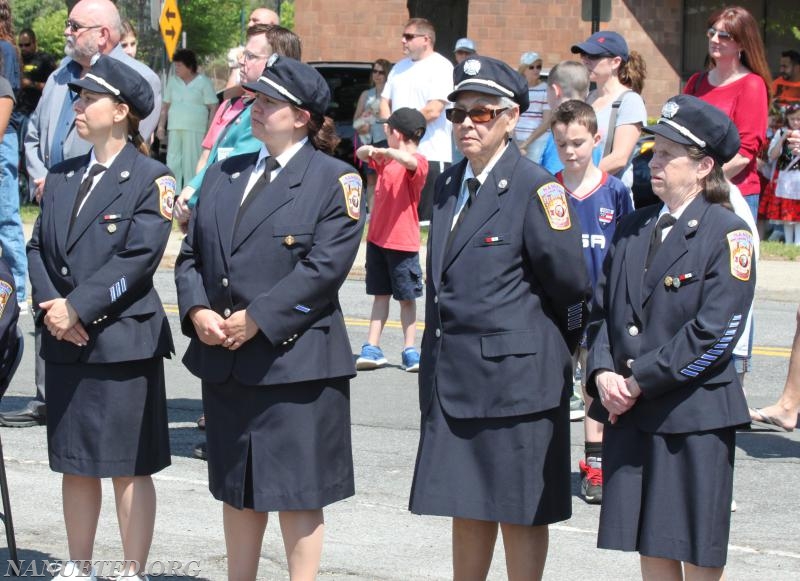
[164,27,175,38]
[166,9,177,19]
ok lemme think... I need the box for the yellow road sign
[159,0,182,60]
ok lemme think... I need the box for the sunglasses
[402,33,427,42]
[65,19,102,33]
[528,64,542,70]
[446,107,509,124]
[706,27,733,41]
[372,69,386,74]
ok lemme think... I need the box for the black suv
[308,61,373,166]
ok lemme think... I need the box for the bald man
[5,0,162,428]
[224,7,281,89]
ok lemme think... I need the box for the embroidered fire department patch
[339,173,362,220]
[726,230,753,281]
[156,175,176,221]
[536,182,571,230]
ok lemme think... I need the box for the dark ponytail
[307,114,340,155]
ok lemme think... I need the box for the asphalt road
[0,272,797,580]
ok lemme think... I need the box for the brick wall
[295,0,684,117]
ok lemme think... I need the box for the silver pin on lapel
[688,219,698,227]
[120,171,130,179]
[445,176,452,185]
[231,172,241,180]
[498,179,508,188]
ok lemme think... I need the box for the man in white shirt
[380,18,453,222]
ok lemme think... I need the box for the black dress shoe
[0,406,46,428]
[192,441,207,461]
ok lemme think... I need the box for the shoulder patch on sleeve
[536,182,571,230]
[339,173,362,220]
[0,280,12,319]
[727,230,753,281]
[156,175,176,221]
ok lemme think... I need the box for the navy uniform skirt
[202,376,354,512]
[409,391,571,526]
[599,421,736,568]
[46,358,171,477]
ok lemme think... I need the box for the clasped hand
[189,307,259,350]
[595,370,642,424]
[40,298,89,346]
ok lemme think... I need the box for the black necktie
[235,156,280,230]
[69,164,106,231]
[646,213,677,269]
[446,177,480,251]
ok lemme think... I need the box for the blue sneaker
[356,343,388,370]
[401,347,420,372]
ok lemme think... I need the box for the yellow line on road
[162,304,791,356]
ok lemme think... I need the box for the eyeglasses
[242,50,269,62]
[65,19,102,33]
[706,27,733,41]
[402,33,427,42]
[372,69,386,74]
[446,107,509,124]
[528,65,542,70]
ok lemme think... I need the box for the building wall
[295,0,684,117]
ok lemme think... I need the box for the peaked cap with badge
[448,55,530,111]
[68,54,155,120]
[243,54,331,118]
[643,94,741,164]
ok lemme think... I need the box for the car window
[312,65,372,123]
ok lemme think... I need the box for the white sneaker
[53,561,96,580]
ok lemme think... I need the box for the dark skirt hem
[211,479,355,512]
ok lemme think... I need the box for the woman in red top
[684,5,771,218]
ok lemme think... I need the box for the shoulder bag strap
[603,90,634,158]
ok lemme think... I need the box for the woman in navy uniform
[27,55,174,580]
[175,56,364,581]
[410,55,590,579]
[586,94,755,579]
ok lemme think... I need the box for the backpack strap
[603,90,634,158]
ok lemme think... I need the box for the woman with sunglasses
[353,58,392,208]
[515,51,551,163]
[27,55,174,581]
[571,31,647,189]
[410,55,589,580]
[684,5,771,221]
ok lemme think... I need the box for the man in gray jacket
[2,0,161,427]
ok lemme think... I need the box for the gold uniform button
[284,235,295,246]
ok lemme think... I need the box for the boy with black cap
[355,108,428,372]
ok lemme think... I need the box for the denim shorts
[365,242,423,301]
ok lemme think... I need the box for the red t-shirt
[684,71,768,196]
[367,153,428,251]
